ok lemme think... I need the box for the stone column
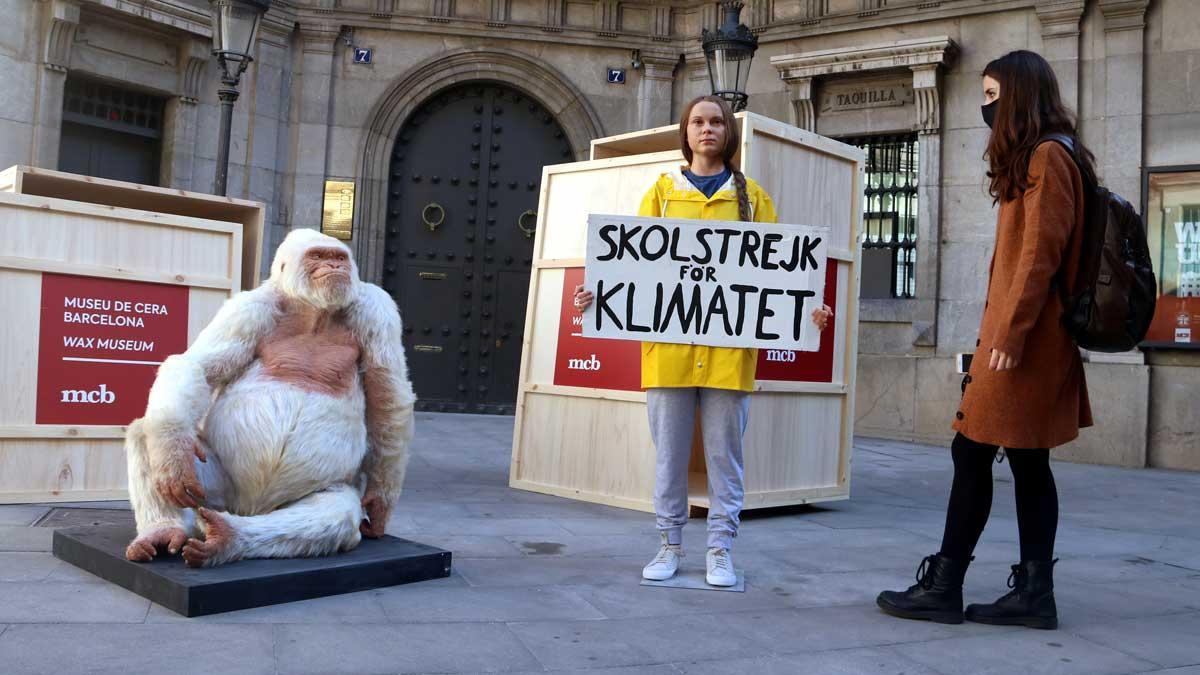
[1098,0,1149,203]
[787,77,814,131]
[286,23,339,232]
[686,54,711,104]
[160,39,208,191]
[637,55,676,129]
[1035,0,1086,111]
[1085,0,1151,367]
[911,64,944,347]
[32,0,79,169]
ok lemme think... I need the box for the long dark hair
[678,95,751,221]
[983,50,1097,203]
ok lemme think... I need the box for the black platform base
[53,526,452,617]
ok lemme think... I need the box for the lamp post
[701,1,759,112]
[209,0,270,196]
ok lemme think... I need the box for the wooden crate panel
[512,392,656,512]
[538,153,682,261]
[0,194,237,286]
[525,267,566,386]
[0,438,127,504]
[0,270,41,425]
[742,393,845,493]
[1,166,265,290]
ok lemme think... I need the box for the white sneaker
[642,534,682,581]
[706,547,737,587]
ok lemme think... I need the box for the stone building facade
[1,0,1196,467]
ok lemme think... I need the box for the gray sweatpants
[646,387,750,550]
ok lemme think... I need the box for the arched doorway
[383,83,573,414]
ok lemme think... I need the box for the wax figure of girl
[877,50,1095,629]
[575,95,832,586]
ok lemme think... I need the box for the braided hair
[679,95,751,222]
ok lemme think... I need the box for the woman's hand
[988,349,1019,371]
[812,303,832,332]
[573,284,593,313]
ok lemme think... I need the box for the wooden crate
[510,113,864,513]
[0,166,265,292]
[0,166,263,503]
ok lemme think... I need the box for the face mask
[981,100,998,129]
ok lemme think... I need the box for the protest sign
[582,213,829,351]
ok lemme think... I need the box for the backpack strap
[1037,133,1083,306]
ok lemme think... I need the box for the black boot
[966,559,1058,629]
[876,554,970,624]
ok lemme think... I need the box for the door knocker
[421,202,445,232]
[517,209,537,239]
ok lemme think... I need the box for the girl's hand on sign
[573,284,594,313]
[812,304,832,332]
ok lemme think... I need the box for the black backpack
[1041,134,1157,352]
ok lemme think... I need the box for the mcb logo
[765,349,797,363]
[60,384,116,404]
[567,354,602,371]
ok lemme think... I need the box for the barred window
[63,77,163,139]
[842,134,919,299]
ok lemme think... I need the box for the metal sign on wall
[321,180,355,240]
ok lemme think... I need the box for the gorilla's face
[299,246,354,308]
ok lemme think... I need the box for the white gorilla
[123,228,415,567]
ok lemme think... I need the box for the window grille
[842,134,919,299]
[63,77,164,139]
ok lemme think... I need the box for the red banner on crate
[553,267,642,392]
[36,273,189,425]
[754,264,838,383]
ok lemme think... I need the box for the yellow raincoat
[638,168,778,392]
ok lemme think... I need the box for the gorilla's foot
[125,527,188,562]
[182,507,240,568]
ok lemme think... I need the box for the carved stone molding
[686,54,709,84]
[595,0,619,36]
[430,0,455,21]
[748,0,773,28]
[911,64,939,134]
[488,0,510,26]
[651,5,670,41]
[772,36,956,133]
[1100,0,1150,33]
[787,77,814,131]
[641,54,677,82]
[1035,0,1086,38]
[543,0,563,29]
[802,0,827,19]
[298,23,339,55]
[771,35,958,81]
[178,39,209,105]
[43,0,80,73]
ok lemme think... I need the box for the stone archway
[355,48,604,282]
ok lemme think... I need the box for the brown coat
[953,141,1093,450]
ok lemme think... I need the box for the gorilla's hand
[152,436,208,509]
[360,490,391,538]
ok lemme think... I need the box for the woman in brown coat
[876,50,1095,630]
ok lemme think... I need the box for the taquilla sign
[582,213,829,351]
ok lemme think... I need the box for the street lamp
[209,0,270,196]
[701,1,759,112]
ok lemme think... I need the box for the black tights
[939,432,1059,563]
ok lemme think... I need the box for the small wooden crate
[509,113,864,513]
[0,166,265,504]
